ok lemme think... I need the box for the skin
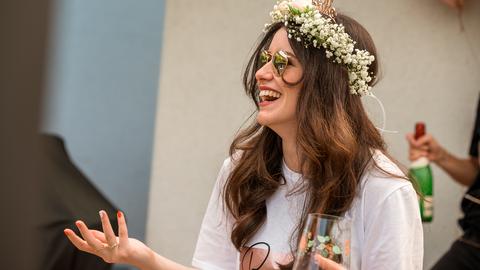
[440,0,464,9]
[256,27,303,173]
[406,132,479,187]
[64,27,342,270]
[64,211,191,270]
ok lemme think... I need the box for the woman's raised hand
[64,210,152,267]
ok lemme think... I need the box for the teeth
[259,90,281,98]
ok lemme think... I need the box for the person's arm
[138,250,194,270]
[64,210,196,270]
[406,133,479,187]
[435,150,478,187]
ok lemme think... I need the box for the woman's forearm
[136,248,196,270]
[435,150,479,187]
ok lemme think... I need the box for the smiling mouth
[259,90,282,102]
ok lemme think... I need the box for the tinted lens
[273,51,288,76]
[259,50,271,65]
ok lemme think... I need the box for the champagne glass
[292,214,351,270]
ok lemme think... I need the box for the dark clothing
[432,96,480,269]
[431,240,480,270]
[460,96,480,236]
[39,134,118,270]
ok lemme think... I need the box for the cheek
[283,65,303,84]
[284,92,300,114]
[274,88,300,120]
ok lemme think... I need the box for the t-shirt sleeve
[469,96,480,157]
[361,184,424,270]
[192,158,238,270]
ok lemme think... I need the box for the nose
[255,61,274,82]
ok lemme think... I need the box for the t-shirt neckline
[282,158,302,180]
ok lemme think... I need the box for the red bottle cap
[414,122,426,140]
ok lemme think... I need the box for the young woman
[64,1,424,269]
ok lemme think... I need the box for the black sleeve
[469,96,480,157]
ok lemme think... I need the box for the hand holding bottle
[64,210,153,268]
[407,122,434,222]
[406,132,447,164]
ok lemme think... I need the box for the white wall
[147,0,480,268]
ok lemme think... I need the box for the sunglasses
[259,50,289,76]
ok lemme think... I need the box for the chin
[257,117,283,133]
[256,117,269,127]
[256,113,274,126]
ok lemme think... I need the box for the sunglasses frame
[259,50,290,77]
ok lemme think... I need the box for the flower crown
[265,0,375,96]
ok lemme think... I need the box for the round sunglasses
[259,50,289,76]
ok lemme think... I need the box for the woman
[64,1,424,269]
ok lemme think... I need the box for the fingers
[409,150,427,161]
[415,133,434,147]
[406,133,430,147]
[117,211,129,244]
[64,228,96,254]
[314,254,345,270]
[99,210,118,247]
[405,133,416,146]
[75,220,107,252]
[91,230,107,242]
[65,212,128,256]
[406,134,424,150]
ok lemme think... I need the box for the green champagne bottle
[409,122,433,222]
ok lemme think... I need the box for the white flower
[349,72,357,82]
[278,1,290,12]
[266,0,375,96]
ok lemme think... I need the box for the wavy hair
[223,13,413,268]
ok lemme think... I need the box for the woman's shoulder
[216,151,244,182]
[359,150,414,202]
[220,151,242,171]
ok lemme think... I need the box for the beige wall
[147,0,480,268]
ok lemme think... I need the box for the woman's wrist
[129,245,158,270]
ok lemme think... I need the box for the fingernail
[75,220,82,227]
[99,210,104,218]
[64,229,69,236]
[117,211,122,218]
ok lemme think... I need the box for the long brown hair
[223,13,412,266]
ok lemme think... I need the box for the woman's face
[255,28,303,133]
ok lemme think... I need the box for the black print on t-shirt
[240,242,271,270]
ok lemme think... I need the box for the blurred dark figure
[0,0,119,268]
[0,0,52,269]
[40,134,118,270]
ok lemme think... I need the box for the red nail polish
[117,211,122,218]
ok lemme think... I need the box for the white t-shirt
[192,151,424,270]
